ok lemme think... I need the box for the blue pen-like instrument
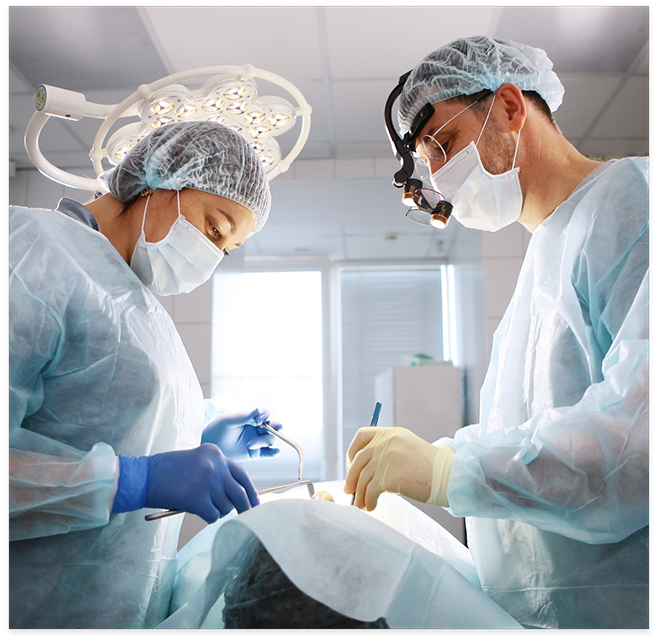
[351,401,382,506]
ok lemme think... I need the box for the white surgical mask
[130,190,225,296]
[430,97,522,232]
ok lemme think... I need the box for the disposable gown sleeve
[438,273,648,545]
[9,271,118,541]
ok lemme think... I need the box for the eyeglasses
[415,96,485,169]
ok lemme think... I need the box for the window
[340,267,444,462]
[212,270,323,485]
[211,263,450,484]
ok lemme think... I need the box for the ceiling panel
[344,232,435,261]
[324,7,502,80]
[555,74,623,139]
[331,79,398,143]
[141,7,324,80]
[9,6,168,90]
[494,6,649,73]
[589,76,650,140]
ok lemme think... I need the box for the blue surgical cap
[399,35,565,134]
[99,121,271,232]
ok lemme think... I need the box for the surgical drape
[9,200,205,628]
[161,494,522,629]
[437,157,649,628]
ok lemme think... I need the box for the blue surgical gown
[9,199,205,628]
[438,157,649,628]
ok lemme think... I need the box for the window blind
[340,268,443,459]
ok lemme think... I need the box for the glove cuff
[111,455,149,513]
[426,445,455,508]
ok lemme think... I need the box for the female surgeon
[9,120,282,628]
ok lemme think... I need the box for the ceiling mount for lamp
[24,64,312,192]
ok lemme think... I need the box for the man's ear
[495,83,527,133]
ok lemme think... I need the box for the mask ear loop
[475,93,522,171]
[141,193,151,235]
[130,191,151,265]
[511,129,521,170]
[475,93,497,147]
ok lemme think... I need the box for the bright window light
[212,271,323,485]
[441,264,458,364]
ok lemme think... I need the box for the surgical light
[224,85,249,100]
[226,101,249,115]
[249,126,270,139]
[202,97,224,112]
[151,116,173,129]
[244,111,266,125]
[150,99,175,115]
[175,103,198,118]
[268,113,290,127]
[24,64,312,192]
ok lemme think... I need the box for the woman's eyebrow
[210,208,236,236]
[216,211,245,248]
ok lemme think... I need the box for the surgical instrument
[145,420,308,521]
[259,480,315,498]
[260,421,304,480]
[351,402,382,506]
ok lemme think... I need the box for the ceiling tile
[344,223,447,238]
[335,142,392,160]
[9,6,169,90]
[325,7,501,80]
[331,79,397,143]
[630,42,649,75]
[142,7,324,80]
[9,65,33,94]
[345,233,435,261]
[335,159,375,180]
[555,74,622,139]
[589,76,649,140]
[579,138,649,160]
[494,6,649,73]
[247,233,345,259]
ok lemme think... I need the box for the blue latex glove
[201,408,283,462]
[112,443,259,523]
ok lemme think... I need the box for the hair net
[399,35,565,134]
[98,121,271,232]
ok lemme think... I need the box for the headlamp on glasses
[384,72,453,229]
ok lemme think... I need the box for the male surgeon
[345,36,648,629]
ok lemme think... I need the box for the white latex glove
[344,426,454,511]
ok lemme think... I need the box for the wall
[481,224,532,361]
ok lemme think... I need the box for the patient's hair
[222,538,390,629]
